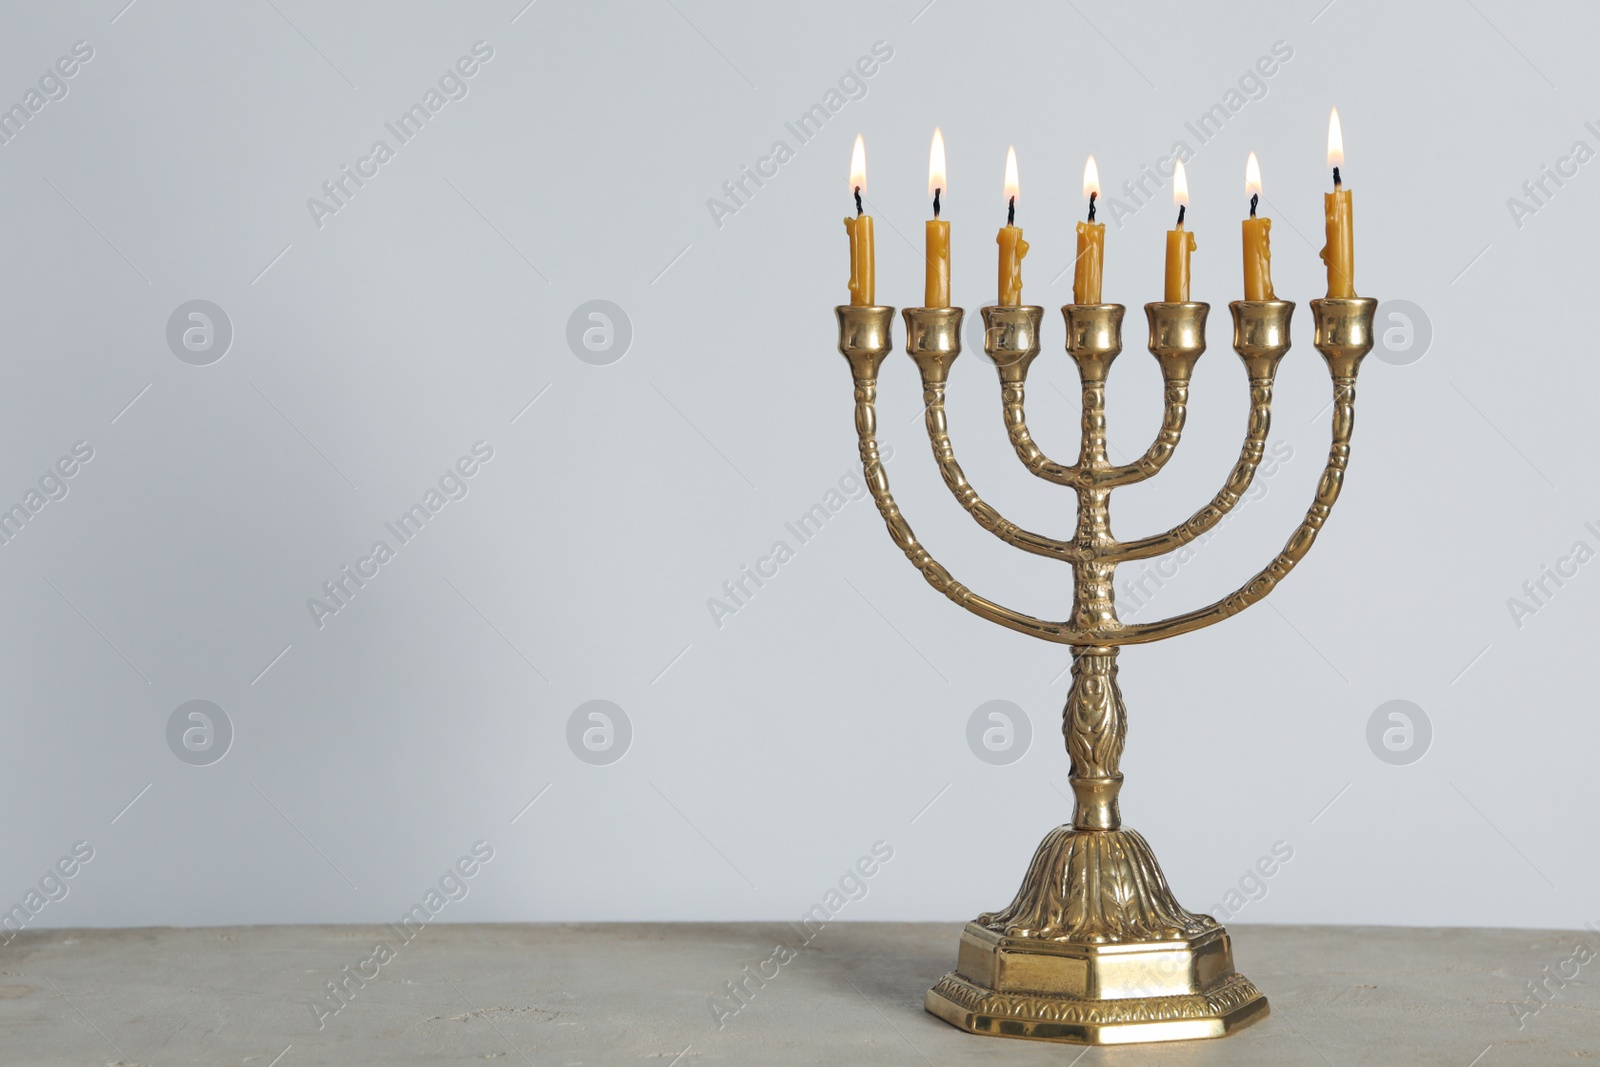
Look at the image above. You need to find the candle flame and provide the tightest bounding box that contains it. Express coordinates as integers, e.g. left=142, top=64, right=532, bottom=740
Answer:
left=849, top=134, right=866, bottom=195
left=1003, top=145, right=1019, bottom=202
left=1083, top=155, right=1100, bottom=199
left=928, top=127, right=946, bottom=199
left=1245, top=151, right=1262, bottom=198
left=1173, top=158, right=1189, bottom=207
left=1327, top=107, right=1344, bottom=169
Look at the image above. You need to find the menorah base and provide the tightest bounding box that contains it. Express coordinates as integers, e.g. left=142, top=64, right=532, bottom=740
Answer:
left=924, top=825, right=1269, bottom=1046
left=925, top=954, right=1267, bottom=1046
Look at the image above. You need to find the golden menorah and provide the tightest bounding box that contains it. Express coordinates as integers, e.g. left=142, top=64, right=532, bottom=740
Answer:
left=835, top=293, right=1376, bottom=1045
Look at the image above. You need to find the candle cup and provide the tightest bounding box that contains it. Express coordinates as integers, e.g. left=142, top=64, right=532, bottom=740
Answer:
left=1062, top=303, right=1124, bottom=383
left=1310, top=297, right=1378, bottom=379
left=1228, top=300, right=1295, bottom=380
left=1144, top=302, right=1209, bottom=382
left=835, top=305, right=896, bottom=380
left=904, top=307, right=964, bottom=384
left=979, top=305, right=1043, bottom=380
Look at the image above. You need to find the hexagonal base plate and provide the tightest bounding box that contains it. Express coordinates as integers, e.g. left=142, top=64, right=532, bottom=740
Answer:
left=924, top=921, right=1269, bottom=1046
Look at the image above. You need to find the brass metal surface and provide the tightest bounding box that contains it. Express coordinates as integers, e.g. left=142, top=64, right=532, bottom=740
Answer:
left=835, top=294, right=1375, bottom=1046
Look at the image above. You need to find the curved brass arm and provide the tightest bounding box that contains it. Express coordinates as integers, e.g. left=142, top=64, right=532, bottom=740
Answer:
left=980, top=306, right=1085, bottom=487
left=1102, top=302, right=1209, bottom=489
left=1001, top=378, right=1084, bottom=486
left=851, top=372, right=1087, bottom=644
left=1108, top=375, right=1275, bottom=561
left=921, top=379, right=1086, bottom=563
left=1110, top=373, right=1357, bottom=645
left=1102, top=374, right=1189, bottom=487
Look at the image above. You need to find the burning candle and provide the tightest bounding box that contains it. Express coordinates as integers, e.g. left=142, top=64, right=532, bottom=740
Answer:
left=926, top=128, right=950, bottom=308
left=1164, top=159, right=1196, bottom=302
left=1321, top=108, right=1356, bottom=298
left=1073, top=156, right=1104, bottom=305
left=845, top=134, right=874, bottom=306
left=997, top=146, right=1028, bottom=306
left=1241, top=152, right=1275, bottom=301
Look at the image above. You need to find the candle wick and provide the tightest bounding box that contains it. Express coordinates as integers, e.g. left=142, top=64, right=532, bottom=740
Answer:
left=1007, top=196, right=1014, bottom=226
left=1087, top=191, right=1097, bottom=223
left=1176, top=203, right=1185, bottom=227
left=854, top=186, right=863, bottom=217
left=1249, top=193, right=1258, bottom=219
left=933, top=188, right=941, bottom=218
left=1332, top=165, right=1342, bottom=187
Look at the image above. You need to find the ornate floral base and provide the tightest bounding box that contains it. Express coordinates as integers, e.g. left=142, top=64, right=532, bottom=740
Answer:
left=924, top=825, right=1269, bottom=1045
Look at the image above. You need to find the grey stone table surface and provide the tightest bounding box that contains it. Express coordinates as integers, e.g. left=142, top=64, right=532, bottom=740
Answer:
left=0, top=922, right=1592, bottom=1066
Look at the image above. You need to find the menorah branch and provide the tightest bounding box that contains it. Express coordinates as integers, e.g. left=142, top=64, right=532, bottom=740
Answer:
left=1109, top=301, right=1286, bottom=563
left=1110, top=377, right=1274, bottom=562
left=1099, top=302, right=1209, bottom=489
left=1109, top=379, right=1355, bottom=643
left=838, top=299, right=1373, bottom=652
left=906, top=308, right=1086, bottom=564
left=1107, top=298, right=1377, bottom=644
left=1003, top=381, right=1084, bottom=486
left=1102, top=376, right=1189, bottom=487
left=987, top=306, right=1089, bottom=488
left=838, top=305, right=1089, bottom=645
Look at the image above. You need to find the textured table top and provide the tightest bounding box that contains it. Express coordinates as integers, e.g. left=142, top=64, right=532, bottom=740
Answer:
left=0, top=922, right=1592, bottom=1065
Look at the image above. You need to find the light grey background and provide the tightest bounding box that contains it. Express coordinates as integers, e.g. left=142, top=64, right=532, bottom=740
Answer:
left=0, top=0, right=1592, bottom=938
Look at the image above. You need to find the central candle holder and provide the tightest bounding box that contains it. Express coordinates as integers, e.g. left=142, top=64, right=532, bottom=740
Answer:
left=836, top=293, right=1375, bottom=1045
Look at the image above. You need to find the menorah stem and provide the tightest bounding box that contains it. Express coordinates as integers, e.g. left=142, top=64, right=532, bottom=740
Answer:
left=1065, top=305, right=1126, bottom=636
left=1071, top=528, right=1119, bottom=635
left=1071, top=398, right=1121, bottom=630
left=971, top=642, right=1219, bottom=951
left=1076, top=379, right=1112, bottom=470
left=1064, top=646, right=1125, bottom=830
